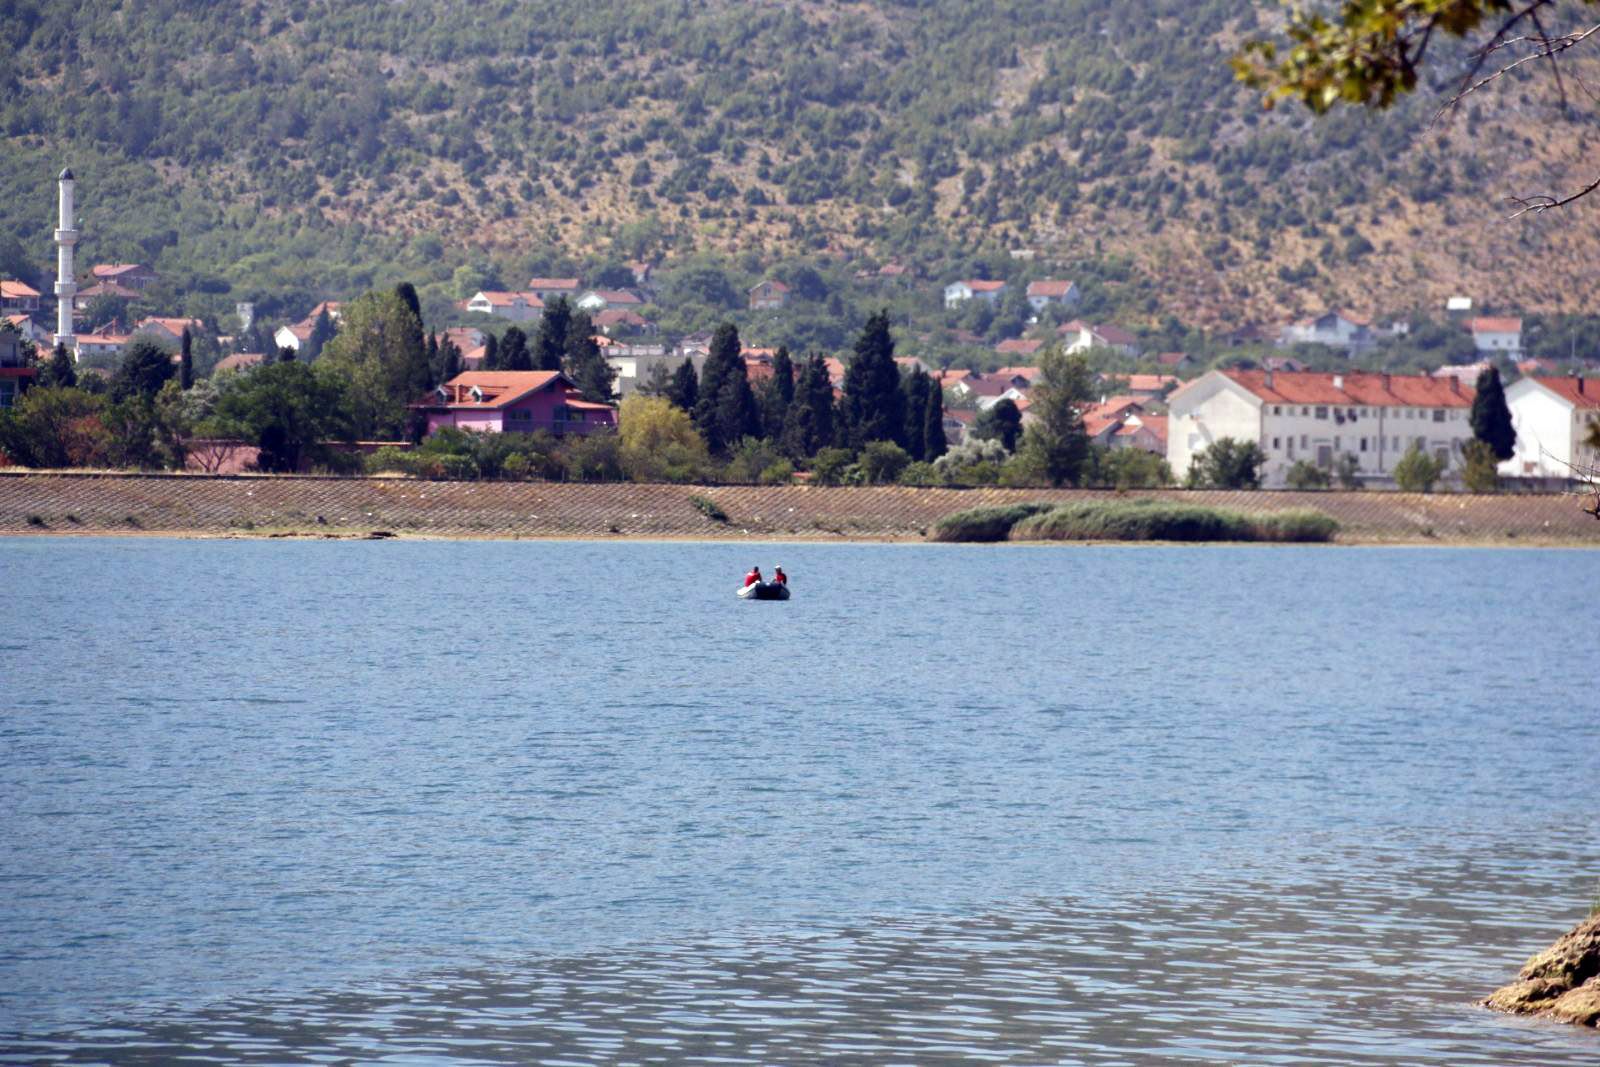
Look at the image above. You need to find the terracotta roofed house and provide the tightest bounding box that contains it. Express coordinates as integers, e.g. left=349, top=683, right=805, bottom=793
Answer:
left=73, top=280, right=141, bottom=311
left=134, top=317, right=205, bottom=345
left=1, top=280, right=42, bottom=313
left=995, top=337, right=1044, bottom=358
left=1024, top=279, right=1080, bottom=311
left=943, top=279, right=1007, bottom=309
left=417, top=371, right=616, bottom=436
left=89, top=263, right=159, bottom=291
left=748, top=280, right=789, bottom=310
left=1168, top=369, right=1477, bottom=488
left=1467, top=316, right=1523, bottom=356
left=527, top=278, right=581, bottom=302
left=466, top=291, right=544, bottom=322
left=575, top=289, right=644, bottom=312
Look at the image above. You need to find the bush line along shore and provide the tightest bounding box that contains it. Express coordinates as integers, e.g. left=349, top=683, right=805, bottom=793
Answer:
left=2, top=473, right=1597, bottom=545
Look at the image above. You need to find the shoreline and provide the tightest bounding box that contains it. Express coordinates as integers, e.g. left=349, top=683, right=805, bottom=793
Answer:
left=2, top=472, right=1597, bottom=547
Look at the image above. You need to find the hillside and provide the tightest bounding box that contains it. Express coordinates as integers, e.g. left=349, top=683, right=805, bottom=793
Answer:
left=1, top=0, right=1597, bottom=338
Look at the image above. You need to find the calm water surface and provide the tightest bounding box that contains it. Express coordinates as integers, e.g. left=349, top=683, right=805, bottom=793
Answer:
left=1, top=538, right=1596, bottom=1064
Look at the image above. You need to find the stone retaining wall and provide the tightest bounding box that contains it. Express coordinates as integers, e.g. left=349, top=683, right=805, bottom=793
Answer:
left=1, top=471, right=1597, bottom=543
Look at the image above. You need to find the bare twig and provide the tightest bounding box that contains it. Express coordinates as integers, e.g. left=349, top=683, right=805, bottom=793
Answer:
left=1435, top=20, right=1600, bottom=124
left=1506, top=171, right=1600, bottom=216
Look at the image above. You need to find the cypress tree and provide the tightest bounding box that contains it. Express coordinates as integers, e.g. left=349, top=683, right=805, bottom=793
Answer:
left=438, top=335, right=462, bottom=382
left=535, top=296, right=572, bottom=371
left=694, top=322, right=745, bottom=451
left=902, top=366, right=928, bottom=460
left=668, top=358, right=699, bottom=411
left=1470, top=365, right=1516, bottom=461
left=500, top=326, right=533, bottom=371
left=760, top=346, right=795, bottom=433
left=481, top=332, right=499, bottom=371
left=44, top=342, right=77, bottom=389
left=923, top=373, right=947, bottom=460
left=425, top=331, right=440, bottom=386
left=842, top=310, right=904, bottom=447
left=781, top=353, right=835, bottom=457
left=394, top=282, right=422, bottom=324
left=391, top=283, right=431, bottom=400
left=306, top=307, right=337, bottom=361
left=179, top=328, right=194, bottom=390
left=564, top=311, right=616, bottom=402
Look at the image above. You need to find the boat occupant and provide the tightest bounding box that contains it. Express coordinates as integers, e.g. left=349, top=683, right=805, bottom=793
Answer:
left=744, top=566, right=763, bottom=588
left=772, top=566, right=787, bottom=586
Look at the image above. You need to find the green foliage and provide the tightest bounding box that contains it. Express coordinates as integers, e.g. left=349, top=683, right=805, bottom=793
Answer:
left=1334, top=452, right=1362, bottom=490
left=1393, top=444, right=1446, bottom=492
left=210, top=361, right=351, bottom=472
left=1014, top=349, right=1094, bottom=486
left=858, top=440, right=911, bottom=484
left=112, top=339, right=176, bottom=401
left=1096, top=447, right=1173, bottom=489
left=841, top=310, right=903, bottom=448
left=499, top=326, right=533, bottom=371
left=668, top=358, right=699, bottom=412
left=0, top=386, right=110, bottom=467
left=1461, top=438, right=1501, bottom=493
left=972, top=398, right=1023, bottom=452
left=1285, top=459, right=1331, bottom=490
left=928, top=502, right=1057, bottom=542
left=564, top=311, right=616, bottom=402
left=536, top=298, right=572, bottom=372
left=1186, top=437, right=1266, bottom=489
left=316, top=289, right=429, bottom=439
left=688, top=494, right=729, bottom=522
left=808, top=446, right=857, bottom=486
left=1470, top=366, right=1516, bottom=461
left=1010, top=500, right=1337, bottom=542
left=723, top=436, right=787, bottom=484
left=693, top=323, right=757, bottom=454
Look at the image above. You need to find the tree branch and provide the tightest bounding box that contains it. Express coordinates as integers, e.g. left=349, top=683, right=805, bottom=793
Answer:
left=1506, top=171, right=1600, bottom=216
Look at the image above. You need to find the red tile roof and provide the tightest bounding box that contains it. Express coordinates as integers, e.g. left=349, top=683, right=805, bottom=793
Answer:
left=1224, top=369, right=1475, bottom=407
left=1526, top=376, right=1600, bottom=409
left=214, top=353, right=264, bottom=373
left=528, top=277, right=580, bottom=290
left=90, top=263, right=149, bottom=280
left=1026, top=280, right=1075, bottom=297
left=76, top=281, right=140, bottom=300
left=958, top=279, right=1007, bottom=292
left=1117, top=414, right=1167, bottom=443
left=1, top=280, right=41, bottom=299
left=1468, top=316, right=1522, bottom=334
left=750, top=280, right=790, bottom=292
left=1094, top=324, right=1139, bottom=346
left=1109, top=373, right=1178, bottom=393
left=428, top=371, right=567, bottom=409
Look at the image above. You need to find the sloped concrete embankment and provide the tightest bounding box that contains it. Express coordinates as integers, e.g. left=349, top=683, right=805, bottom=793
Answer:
left=0, top=471, right=1597, bottom=543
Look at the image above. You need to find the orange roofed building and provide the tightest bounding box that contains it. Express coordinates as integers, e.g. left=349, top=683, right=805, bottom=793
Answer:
left=1167, top=369, right=1477, bottom=489
left=415, top=371, right=616, bottom=437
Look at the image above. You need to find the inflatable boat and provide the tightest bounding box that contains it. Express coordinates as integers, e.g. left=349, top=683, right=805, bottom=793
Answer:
left=738, top=581, right=791, bottom=601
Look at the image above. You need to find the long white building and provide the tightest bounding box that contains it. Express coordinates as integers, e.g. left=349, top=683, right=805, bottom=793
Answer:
left=1500, top=376, right=1600, bottom=482
left=1167, top=369, right=1477, bottom=487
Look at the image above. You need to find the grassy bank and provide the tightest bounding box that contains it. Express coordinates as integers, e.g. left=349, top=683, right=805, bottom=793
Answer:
left=931, top=499, right=1340, bottom=544
left=0, top=472, right=1596, bottom=545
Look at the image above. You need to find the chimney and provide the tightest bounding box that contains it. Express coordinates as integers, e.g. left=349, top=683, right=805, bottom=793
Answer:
left=1332, top=374, right=1344, bottom=391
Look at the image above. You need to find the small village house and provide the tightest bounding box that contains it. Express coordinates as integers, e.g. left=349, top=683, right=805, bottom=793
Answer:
left=417, top=371, right=617, bottom=436
left=748, top=280, right=789, bottom=310
left=1, top=280, right=41, bottom=313
left=994, top=337, right=1043, bottom=359
left=1468, top=316, right=1523, bottom=356
left=1500, top=376, right=1600, bottom=481
left=1277, top=309, right=1375, bottom=353
left=0, top=327, right=36, bottom=408
left=89, top=263, right=159, bottom=291
left=1167, top=369, right=1477, bottom=488
left=1060, top=320, right=1140, bottom=357
left=72, top=331, right=130, bottom=367
left=606, top=345, right=682, bottom=397
left=4, top=313, right=44, bottom=344
left=1025, top=279, right=1080, bottom=312
left=133, top=316, right=205, bottom=347
left=212, top=353, right=265, bottom=374
left=73, top=280, right=140, bottom=311
left=274, top=302, right=343, bottom=354
left=575, top=289, right=644, bottom=313
left=526, top=278, right=581, bottom=303
left=943, top=279, right=1007, bottom=309
left=466, top=291, right=544, bottom=322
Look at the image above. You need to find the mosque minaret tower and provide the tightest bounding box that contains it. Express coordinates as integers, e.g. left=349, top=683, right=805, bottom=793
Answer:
left=54, top=167, right=78, bottom=350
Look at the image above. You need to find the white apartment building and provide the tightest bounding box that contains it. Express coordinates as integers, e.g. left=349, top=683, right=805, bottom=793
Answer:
left=1500, top=376, right=1600, bottom=481
left=466, top=291, right=544, bottom=322
left=1167, top=370, right=1477, bottom=488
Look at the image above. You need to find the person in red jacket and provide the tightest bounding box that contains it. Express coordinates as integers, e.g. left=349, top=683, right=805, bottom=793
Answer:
left=772, top=566, right=787, bottom=586
left=744, top=566, right=763, bottom=588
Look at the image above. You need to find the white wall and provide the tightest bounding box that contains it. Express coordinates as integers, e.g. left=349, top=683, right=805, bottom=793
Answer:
left=1503, top=381, right=1574, bottom=478
left=1166, top=375, right=1261, bottom=478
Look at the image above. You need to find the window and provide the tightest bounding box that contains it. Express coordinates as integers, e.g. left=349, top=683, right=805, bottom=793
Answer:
left=1302, top=407, right=1310, bottom=416
left=1315, top=406, right=1328, bottom=420
left=1272, top=437, right=1281, bottom=449
left=1273, top=405, right=1282, bottom=415
left=1360, top=437, right=1368, bottom=453
left=1432, top=409, right=1445, bottom=423
left=1300, top=435, right=1308, bottom=449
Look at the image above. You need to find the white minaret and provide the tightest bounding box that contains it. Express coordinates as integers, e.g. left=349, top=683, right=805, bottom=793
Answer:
left=54, top=167, right=78, bottom=351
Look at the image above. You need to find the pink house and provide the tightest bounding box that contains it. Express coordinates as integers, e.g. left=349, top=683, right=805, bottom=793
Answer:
left=417, top=371, right=617, bottom=436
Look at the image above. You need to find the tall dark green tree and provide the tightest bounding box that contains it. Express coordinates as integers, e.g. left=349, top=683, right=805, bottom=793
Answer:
left=564, top=311, right=616, bottom=402
left=922, top=373, right=947, bottom=460
left=437, top=335, right=462, bottom=383
left=500, top=326, right=533, bottom=371
left=1470, top=366, right=1517, bottom=461
left=693, top=323, right=757, bottom=453
left=842, top=310, right=903, bottom=447
left=212, top=362, right=351, bottom=473
left=759, top=346, right=795, bottom=432
left=668, top=358, right=699, bottom=412
left=305, top=307, right=337, bottom=361
left=425, top=332, right=440, bottom=386
left=1016, top=348, right=1094, bottom=486
left=480, top=332, right=499, bottom=371
left=40, top=342, right=77, bottom=389
left=179, top=328, right=194, bottom=390
left=973, top=397, right=1023, bottom=451
left=902, top=366, right=929, bottom=460
left=536, top=296, right=572, bottom=371
left=781, top=353, right=835, bottom=459
left=112, top=339, right=176, bottom=401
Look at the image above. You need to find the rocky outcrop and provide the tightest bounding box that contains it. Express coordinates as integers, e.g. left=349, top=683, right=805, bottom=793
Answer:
left=1484, top=913, right=1600, bottom=1028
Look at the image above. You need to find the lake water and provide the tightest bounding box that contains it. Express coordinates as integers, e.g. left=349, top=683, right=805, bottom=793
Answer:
left=1, top=537, right=1597, bottom=1064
